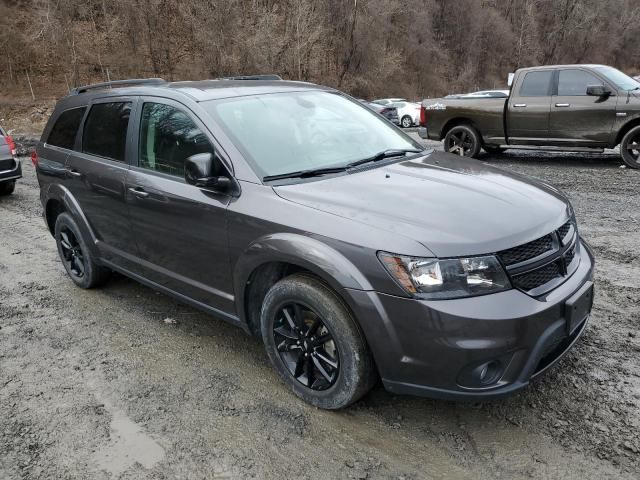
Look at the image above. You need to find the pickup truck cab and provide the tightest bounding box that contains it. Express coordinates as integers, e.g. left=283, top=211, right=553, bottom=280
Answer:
left=420, top=64, right=640, bottom=168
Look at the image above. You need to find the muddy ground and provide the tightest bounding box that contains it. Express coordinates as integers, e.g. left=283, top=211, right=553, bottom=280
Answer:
left=1, top=139, right=639, bottom=479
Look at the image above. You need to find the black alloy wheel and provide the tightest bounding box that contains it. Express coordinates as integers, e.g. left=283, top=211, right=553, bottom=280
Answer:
left=621, top=125, right=640, bottom=169
left=444, top=125, right=481, bottom=158
left=272, top=302, right=339, bottom=391
left=59, top=226, right=86, bottom=278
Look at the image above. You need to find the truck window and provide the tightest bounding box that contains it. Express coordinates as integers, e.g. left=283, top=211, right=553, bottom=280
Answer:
left=519, top=71, right=553, bottom=97
left=83, top=102, right=132, bottom=162
left=47, top=107, right=86, bottom=150
left=557, top=70, right=604, bottom=96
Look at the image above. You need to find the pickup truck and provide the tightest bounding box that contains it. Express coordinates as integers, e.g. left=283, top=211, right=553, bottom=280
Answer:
left=419, top=64, right=640, bottom=169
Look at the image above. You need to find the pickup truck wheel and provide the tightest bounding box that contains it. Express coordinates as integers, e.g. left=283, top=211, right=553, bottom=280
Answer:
left=620, top=126, right=640, bottom=169
left=401, top=115, right=413, bottom=128
left=260, top=274, right=376, bottom=409
left=0, top=180, right=16, bottom=196
left=484, top=145, right=506, bottom=154
left=444, top=125, right=481, bottom=158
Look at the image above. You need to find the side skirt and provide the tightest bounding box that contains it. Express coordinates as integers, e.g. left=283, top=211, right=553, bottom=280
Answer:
left=101, top=258, right=249, bottom=334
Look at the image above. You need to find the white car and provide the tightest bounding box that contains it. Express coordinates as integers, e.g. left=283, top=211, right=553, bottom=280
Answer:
left=372, top=98, right=406, bottom=106
left=388, top=101, right=421, bottom=128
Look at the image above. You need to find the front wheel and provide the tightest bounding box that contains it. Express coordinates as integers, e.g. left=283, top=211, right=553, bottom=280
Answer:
left=260, top=274, right=376, bottom=409
left=401, top=115, right=413, bottom=128
left=444, top=125, right=482, bottom=158
left=620, top=125, right=640, bottom=169
left=0, top=180, right=15, bottom=196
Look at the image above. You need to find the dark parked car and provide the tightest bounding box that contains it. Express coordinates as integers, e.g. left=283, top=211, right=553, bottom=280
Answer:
left=0, top=126, right=21, bottom=195
left=421, top=64, right=640, bottom=168
left=36, top=77, right=594, bottom=409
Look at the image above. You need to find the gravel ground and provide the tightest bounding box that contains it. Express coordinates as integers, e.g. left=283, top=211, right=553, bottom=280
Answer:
left=1, top=139, right=639, bottom=479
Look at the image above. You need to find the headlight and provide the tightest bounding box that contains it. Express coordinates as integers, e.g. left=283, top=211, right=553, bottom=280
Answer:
left=378, top=252, right=511, bottom=299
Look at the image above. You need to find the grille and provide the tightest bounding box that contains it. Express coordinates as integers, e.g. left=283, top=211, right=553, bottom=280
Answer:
left=564, top=245, right=576, bottom=266
left=512, top=261, right=562, bottom=291
left=498, top=234, right=554, bottom=266
left=0, top=158, right=15, bottom=171
left=557, top=220, right=572, bottom=243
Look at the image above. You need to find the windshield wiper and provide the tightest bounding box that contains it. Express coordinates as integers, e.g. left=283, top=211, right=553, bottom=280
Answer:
left=263, top=166, right=349, bottom=182
left=346, top=148, right=423, bottom=168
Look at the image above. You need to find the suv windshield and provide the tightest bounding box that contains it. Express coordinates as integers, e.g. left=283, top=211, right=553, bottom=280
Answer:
left=594, top=66, right=640, bottom=91
left=204, top=91, right=421, bottom=179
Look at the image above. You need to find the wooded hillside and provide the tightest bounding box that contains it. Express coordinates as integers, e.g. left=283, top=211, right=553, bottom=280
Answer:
left=1, top=0, right=639, bottom=100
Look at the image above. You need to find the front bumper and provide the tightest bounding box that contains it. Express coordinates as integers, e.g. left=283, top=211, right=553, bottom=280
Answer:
left=346, top=238, right=595, bottom=401
left=0, top=157, right=22, bottom=182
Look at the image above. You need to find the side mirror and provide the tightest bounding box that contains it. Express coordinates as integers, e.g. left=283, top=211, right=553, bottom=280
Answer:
left=586, top=85, right=611, bottom=97
left=185, top=152, right=234, bottom=193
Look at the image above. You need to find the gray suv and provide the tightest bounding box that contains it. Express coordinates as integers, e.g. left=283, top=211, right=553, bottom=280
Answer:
left=35, top=78, right=595, bottom=409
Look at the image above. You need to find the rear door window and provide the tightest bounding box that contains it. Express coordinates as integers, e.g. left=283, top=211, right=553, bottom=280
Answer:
left=139, top=102, right=214, bottom=178
left=519, top=71, right=553, bottom=97
left=557, top=70, right=604, bottom=96
left=83, top=102, right=132, bottom=162
left=47, top=107, right=86, bottom=150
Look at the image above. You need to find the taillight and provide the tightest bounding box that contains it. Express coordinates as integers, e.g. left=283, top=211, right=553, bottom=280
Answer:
left=419, top=106, right=428, bottom=126
left=4, top=135, right=16, bottom=156
left=31, top=150, right=39, bottom=167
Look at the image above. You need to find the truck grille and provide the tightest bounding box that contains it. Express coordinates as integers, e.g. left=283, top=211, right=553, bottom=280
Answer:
left=0, top=158, right=16, bottom=171
left=498, top=220, right=577, bottom=294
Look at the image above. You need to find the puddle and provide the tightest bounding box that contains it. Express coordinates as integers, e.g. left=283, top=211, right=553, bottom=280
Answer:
left=92, top=398, right=165, bottom=476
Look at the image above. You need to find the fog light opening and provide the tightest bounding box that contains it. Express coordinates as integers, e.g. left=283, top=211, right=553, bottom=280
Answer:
left=458, top=358, right=505, bottom=389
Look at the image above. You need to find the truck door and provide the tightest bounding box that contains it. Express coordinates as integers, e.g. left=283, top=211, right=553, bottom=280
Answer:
left=548, top=68, right=617, bottom=146
left=507, top=70, right=553, bottom=144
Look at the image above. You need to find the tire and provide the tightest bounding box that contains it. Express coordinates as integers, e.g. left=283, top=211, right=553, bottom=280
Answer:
left=401, top=115, right=413, bottom=128
left=0, top=180, right=15, bottom=196
left=444, top=125, right=482, bottom=158
left=54, top=212, right=110, bottom=289
left=483, top=145, right=506, bottom=154
left=620, top=125, right=640, bottom=169
left=260, top=274, right=376, bottom=409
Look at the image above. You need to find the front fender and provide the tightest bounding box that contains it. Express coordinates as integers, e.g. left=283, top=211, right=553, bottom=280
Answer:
left=233, top=233, right=374, bottom=323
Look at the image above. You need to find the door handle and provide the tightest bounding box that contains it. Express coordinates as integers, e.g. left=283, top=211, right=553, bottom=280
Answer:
left=513, top=103, right=527, bottom=108
left=128, top=187, right=149, bottom=199
left=555, top=103, right=571, bottom=107
left=65, top=168, right=82, bottom=177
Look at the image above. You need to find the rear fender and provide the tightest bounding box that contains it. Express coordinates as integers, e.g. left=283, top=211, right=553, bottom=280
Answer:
left=44, top=183, right=100, bottom=258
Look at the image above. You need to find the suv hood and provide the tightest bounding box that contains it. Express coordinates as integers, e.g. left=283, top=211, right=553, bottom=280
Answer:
left=273, top=151, right=571, bottom=258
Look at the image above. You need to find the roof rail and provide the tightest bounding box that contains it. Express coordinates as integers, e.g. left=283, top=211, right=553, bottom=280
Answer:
left=70, top=78, right=166, bottom=95
left=220, top=74, right=282, bottom=81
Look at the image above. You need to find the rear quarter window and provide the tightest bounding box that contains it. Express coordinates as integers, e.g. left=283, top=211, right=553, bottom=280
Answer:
left=519, top=71, right=553, bottom=97
left=46, top=107, right=86, bottom=150
left=83, top=102, right=132, bottom=162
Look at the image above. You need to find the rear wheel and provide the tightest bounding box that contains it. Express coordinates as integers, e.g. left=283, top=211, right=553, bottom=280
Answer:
left=483, top=145, right=506, bottom=154
left=260, top=274, right=376, bottom=409
left=444, top=125, right=482, bottom=158
left=620, top=125, right=640, bottom=169
left=401, top=115, right=413, bottom=128
left=54, top=213, right=110, bottom=289
left=0, top=180, right=15, bottom=196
